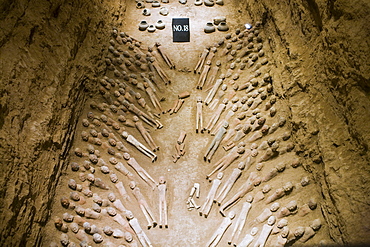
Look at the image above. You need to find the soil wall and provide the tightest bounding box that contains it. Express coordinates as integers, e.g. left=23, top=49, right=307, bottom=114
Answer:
left=242, top=0, right=370, bottom=244
left=0, top=0, right=126, bottom=245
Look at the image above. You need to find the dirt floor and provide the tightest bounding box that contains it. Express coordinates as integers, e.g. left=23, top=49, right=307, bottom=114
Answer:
left=43, top=1, right=334, bottom=246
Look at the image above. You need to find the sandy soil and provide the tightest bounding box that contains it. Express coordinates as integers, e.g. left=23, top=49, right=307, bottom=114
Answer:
left=43, top=1, right=331, bottom=246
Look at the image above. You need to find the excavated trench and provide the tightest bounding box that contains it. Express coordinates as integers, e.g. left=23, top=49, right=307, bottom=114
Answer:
left=0, top=0, right=369, bottom=246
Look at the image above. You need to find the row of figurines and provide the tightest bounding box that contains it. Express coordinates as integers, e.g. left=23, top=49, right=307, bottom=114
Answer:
left=52, top=170, right=320, bottom=247
left=106, top=22, right=265, bottom=87
left=136, top=0, right=224, bottom=8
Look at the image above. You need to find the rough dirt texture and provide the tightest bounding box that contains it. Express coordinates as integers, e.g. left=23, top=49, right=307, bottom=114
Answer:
left=0, top=0, right=369, bottom=246
left=0, top=0, right=126, bottom=245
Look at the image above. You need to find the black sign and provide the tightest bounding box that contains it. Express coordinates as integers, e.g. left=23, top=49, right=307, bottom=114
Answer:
left=172, top=18, right=190, bottom=42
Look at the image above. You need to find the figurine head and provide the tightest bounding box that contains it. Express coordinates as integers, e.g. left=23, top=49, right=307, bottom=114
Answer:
left=121, top=131, right=128, bottom=138
left=129, top=181, right=136, bottom=189
left=251, top=227, right=258, bottom=236
left=123, top=152, right=130, bottom=160
left=159, top=176, right=166, bottom=184
left=270, top=202, right=280, bottom=212
left=245, top=194, right=254, bottom=203
left=216, top=172, right=224, bottom=180
left=237, top=162, right=246, bottom=170
left=267, top=215, right=276, bottom=226
left=228, top=211, right=236, bottom=219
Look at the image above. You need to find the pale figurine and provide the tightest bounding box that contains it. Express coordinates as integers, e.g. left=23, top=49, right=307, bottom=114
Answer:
left=115, top=181, right=131, bottom=201
left=208, top=83, right=227, bottom=110
left=129, top=181, right=157, bottom=228
left=215, top=161, right=245, bottom=205
left=200, top=172, right=223, bottom=218
left=155, top=42, right=175, bottom=69
left=211, top=104, right=238, bottom=135
left=126, top=210, right=153, bottom=247
left=229, top=195, right=254, bottom=245
left=194, top=46, right=210, bottom=74
left=206, top=142, right=245, bottom=180
left=220, top=172, right=258, bottom=216
left=253, top=216, right=276, bottom=247
left=204, top=121, right=228, bottom=162
left=206, top=211, right=236, bottom=247
left=196, top=60, right=211, bottom=89
left=112, top=213, right=135, bottom=235
left=123, top=152, right=157, bottom=189
left=115, top=162, right=135, bottom=180
left=205, top=98, right=228, bottom=132
left=122, top=99, right=162, bottom=129
left=238, top=227, right=258, bottom=247
left=144, top=82, right=163, bottom=113
left=195, top=97, right=204, bottom=133
left=121, top=131, right=157, bottom=162
left=204, top=60, right=221, bottom=88
left=158, top=176, right=168, bottom=228
left=204, top=78, right=223, bottom=105
left=133, top=116, right=159, bottom=152
left=148, top=56, right=171, bottom=85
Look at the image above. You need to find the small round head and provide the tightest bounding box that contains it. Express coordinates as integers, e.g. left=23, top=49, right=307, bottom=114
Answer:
left=221, top=84, right=227, bottom=91
left=107, top=193, right=116, bottom=202
left=251, top=227, right=258, bottom=236
left=126, top=210, right=134, bottom=220
left=129, top=181, right=136, bottom=189
left=197, top=96, right=202, bottom=102
left=281, top=226, right=290, bottom=238
left=270, top=202, right=280, bottom=212
left=232, top=104, right=238, bottom=112
left=267, top=215, right=276, bottom=226
left=125, top=231, right=133, bottom=242
left=228, top=211, right=236, bottom=219
left=216, top=172, right=224, bottom=180
left=123, top=152, right=130, bottom=160
left=159, top=176, right=166, bottom=184
left=121, top=131, right=128, bottom=138
left=237, top=162, right=246, bottom=170
left=245, top=194, right=253, bottom=203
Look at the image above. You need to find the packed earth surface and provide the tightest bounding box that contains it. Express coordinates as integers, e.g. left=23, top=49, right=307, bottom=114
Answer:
left=0, top=0, right=369, bottom=246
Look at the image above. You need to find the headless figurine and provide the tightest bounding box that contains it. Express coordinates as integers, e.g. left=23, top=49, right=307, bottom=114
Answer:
left=200, top=172, right=223, bottom=218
